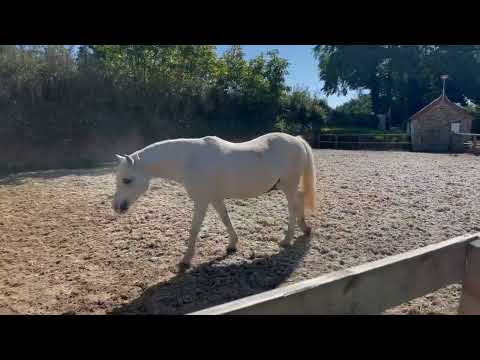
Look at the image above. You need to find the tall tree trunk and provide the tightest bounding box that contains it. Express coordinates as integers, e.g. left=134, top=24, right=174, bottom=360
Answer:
left=370, top=76, right=381, bottom=116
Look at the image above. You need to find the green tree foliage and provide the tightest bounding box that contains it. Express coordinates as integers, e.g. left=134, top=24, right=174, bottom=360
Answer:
left=0, top=45, right=328, bottom=159
left=335, top=94, right=372, bottom=115
left=314, top=45, right=480, bottom=126
left=327, top=94, right=377, bottom=129
left=277, top=86, right=330, bottom=134
left=465, top=103, right=480, bottom=133
left=0, top=45, right=82, bottom=143
left=210, top=47, right=291, bottom=136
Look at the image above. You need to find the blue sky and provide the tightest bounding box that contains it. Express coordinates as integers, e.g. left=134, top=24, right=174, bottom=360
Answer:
left=216, top=45, right=356, bottom=108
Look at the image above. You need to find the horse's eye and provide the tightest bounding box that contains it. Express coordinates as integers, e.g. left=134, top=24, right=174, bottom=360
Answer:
left=123, top=178, right=132, bottom=185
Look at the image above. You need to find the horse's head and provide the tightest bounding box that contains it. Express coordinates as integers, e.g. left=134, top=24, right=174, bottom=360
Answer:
left=112, top=154, right=150, bottom=214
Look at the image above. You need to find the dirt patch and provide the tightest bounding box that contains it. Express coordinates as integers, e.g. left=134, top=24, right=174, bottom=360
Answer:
left=1, top=150, right=479, bottom=314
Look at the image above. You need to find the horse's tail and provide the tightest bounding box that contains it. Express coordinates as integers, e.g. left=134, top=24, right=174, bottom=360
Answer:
left=297, top=135, right=316, bottom=214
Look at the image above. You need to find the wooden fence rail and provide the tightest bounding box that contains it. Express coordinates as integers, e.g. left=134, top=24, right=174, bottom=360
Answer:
left=307, top=133, right=411, bottom=151
left=190, top=233, right=480, bottom=315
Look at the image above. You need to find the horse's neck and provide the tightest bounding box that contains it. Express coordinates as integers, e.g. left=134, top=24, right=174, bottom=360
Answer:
left=136, top=140, right=190, bottom=183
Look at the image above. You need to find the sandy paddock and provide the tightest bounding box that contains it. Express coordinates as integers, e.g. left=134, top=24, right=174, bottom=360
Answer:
left=1, top=149, right=479, bottom=315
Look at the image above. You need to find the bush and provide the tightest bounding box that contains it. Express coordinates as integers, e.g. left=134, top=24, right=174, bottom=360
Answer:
left=276, top=86, right=330, bottom=135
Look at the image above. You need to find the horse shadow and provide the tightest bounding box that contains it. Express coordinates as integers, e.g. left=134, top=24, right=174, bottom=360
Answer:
left=110, top=234, right=312, bottom=315
left=0, top=166, right=114, bottom=186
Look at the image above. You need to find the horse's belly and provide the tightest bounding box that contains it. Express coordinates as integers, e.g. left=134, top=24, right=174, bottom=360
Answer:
left=222, top=172, right=279, bottom=199
left=213, top=144, right=292, bottom=199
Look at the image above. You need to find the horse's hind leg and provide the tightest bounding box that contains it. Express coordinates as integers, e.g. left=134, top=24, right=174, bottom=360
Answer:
left=212, top=199, right=238, bottom=253
left=278, top=183, right=299, bottom=248
left=295, top=190, right=311, bottom=235
left=179, top=200, right=208, bottom=270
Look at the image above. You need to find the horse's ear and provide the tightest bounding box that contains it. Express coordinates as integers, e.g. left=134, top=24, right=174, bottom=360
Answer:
left=125, top=154, right=134, bottom=167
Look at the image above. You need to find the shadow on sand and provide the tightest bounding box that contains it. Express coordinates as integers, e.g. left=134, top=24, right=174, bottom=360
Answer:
left=110, top=234, right=312, bottom=315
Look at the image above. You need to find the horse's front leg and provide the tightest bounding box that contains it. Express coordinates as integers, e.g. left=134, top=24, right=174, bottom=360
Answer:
left=179, top=200, right=208, bottom=270
left=212, top=199, right=238, bottom=253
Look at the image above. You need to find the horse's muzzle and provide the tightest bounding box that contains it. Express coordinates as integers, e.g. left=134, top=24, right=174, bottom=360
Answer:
left=113, top=200, right=129, bottom=214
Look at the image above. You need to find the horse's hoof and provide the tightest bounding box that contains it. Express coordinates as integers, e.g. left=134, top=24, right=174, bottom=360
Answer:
left=226, top=246, right=237, bottom=254
left=177, top=262, right=191, bottom=272
left=279, top=240, right=291, bottom=248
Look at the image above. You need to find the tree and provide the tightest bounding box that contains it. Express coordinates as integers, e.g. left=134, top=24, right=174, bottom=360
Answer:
left=1, top=44, right=296, bottom=150
left=328, top=94, right=377, bottom=129
left=313, top=45, right=480, bottom=126
left=210, top=46, right=290, bottom=136
left=278, top=86, right=330, bottom=133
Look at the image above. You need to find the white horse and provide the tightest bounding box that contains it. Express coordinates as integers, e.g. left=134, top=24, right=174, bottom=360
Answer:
left=112, top=132, right=316, bottom=270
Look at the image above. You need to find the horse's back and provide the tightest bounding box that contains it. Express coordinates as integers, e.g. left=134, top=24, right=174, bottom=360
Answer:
left=226, top=132, right=299, bottom=147
left=188, top=133, right=306, bottom=199
left=197, top=132, right=306, bottom=168
left=202, top=132, right=300, bottom=152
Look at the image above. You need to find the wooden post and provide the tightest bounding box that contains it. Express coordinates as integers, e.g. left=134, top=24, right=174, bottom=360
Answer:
left=458, top=239, right=480, bottom=314
left=473, top=136, right=478, bottom=155
left=335, top=135, right=338, bottom=149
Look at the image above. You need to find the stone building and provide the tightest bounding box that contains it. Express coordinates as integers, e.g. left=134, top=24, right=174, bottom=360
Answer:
left=407, top=95, right=474, bottom=152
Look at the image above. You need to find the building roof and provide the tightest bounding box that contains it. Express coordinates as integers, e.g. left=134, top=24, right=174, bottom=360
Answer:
left=410, top=95, right=474, bottom=121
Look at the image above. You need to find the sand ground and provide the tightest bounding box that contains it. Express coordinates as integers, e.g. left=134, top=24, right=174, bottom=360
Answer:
left=1, top=149, right=478, bottom=314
